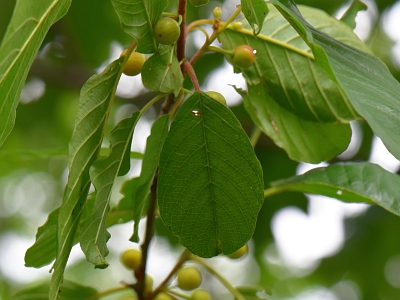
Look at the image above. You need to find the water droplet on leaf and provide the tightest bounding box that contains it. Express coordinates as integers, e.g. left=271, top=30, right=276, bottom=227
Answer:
left=192, top=110, right=201, bottom=116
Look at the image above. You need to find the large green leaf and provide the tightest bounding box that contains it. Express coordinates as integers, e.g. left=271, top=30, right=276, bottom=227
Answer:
left=12, top=281, right=97, bottom=300
left=141, top=45, right=183, bottom=96
left=219, top=4, right=370, bottom=123
left=110, top=0, right=167, bottom=53
left=241, top=0, right=269, bottom=35
left=80, top=112, right=139, bottom=268
left=158, top=92, right=264, bottom=257
left=271, top=162, right=400, bottom=216
left=50, top=57, right=124, bottom=300
left=237, top=84, right=351, bottom=163
left=118, top=115, right=170, bottom=242
left=271, top=0, right=400, bottom=160
left=0, top=0, right=71, bottom=147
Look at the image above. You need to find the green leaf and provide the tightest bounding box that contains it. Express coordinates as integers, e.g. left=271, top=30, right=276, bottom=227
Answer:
left=271, top=0, right=400, bottom=160
left=0, top=0, right=72, bottom=147
left=118, top=115, right=170, bottom=242
left=340, top=0, right=367, bottom=29
left=50, top=58, right=124, bottom=299
left=12, top=281, right=98, bottom=300
left=141, top=45, right=183, bottom=96
left=110, top=0, right=167, bottom=53
left=271, top=162, right=400, bottom=216
left=80, top=112, right=139, bottom=268
left=241, top=0, right=269, bottom=35
left=236, top=84, right=351, bottom=163
left=219, top=4, right=370, bottom=123
left=158, top=92, right=264, bottom=257
left=25, top=208, right=59, bottom=268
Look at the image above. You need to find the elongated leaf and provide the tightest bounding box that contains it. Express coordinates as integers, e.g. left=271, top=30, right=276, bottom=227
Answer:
left=271, top=0, right=400, bottom=160
left=219, top=4, right=370, bottom=123
left=158, top=92, right=264, bottom=257
left=271, top=162, right=400, bottom=216
left=80, top=112, right=139, bottom=268
left=241, top=0, right=269, bottom=34
left=118, top=115, right=169, bottom=242
left=25, top=208, right=59, bottom=268
left=50, top=57, right=124, bottom=299
left=111, top=0, right=167, bottom=53
left=0, top=0, right=71, bottom=147
left=340, top=0, right=367, bottom=29
left=12, top=281, right=97, bottom=300
left=237, top=84, right=351, bottom=163
left=141, top=45, right=183, bottom=96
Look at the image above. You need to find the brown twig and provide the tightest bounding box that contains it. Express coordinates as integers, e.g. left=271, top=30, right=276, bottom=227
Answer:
left=183, top=60, right=200, bottom=91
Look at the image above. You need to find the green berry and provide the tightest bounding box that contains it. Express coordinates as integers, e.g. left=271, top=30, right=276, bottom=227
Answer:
left=191, top=289, right=212, bottom=300
left=145, top=275, right=153, bottom=295
left=231, top=45, right=255, bottom=69
left=213, top=6, right=222, bottom=19
left=205, top=91, right=227, bottom=106
left=154, top=18, right=180, bottom=45
left=190, top=0, right=210, bottom=7
left=121, top=248, right=142, bottom=270
left=227, top=244, right=248, bottom=259
left=177, top=266, right=202, bottom=291
left=154, top=292, right=173, bottom=300
left=123, top=51, right=146, bottom=76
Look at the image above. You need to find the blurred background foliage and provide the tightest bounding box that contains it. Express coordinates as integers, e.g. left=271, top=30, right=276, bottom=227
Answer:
left=1, top=0, right=400, bottom=299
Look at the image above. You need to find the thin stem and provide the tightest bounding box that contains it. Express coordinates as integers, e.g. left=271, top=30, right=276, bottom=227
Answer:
left=207, top=45, right=234, bottom=56
left=185, top=19, right=214, bottom=36
left=160, top=93, right=175, bottom=116
left=264, top=186, right=286, bottom=198
left=169, top=91, right=185, bottom=119
left=177, top=0, right=187, bottom=67
left=135, top=176, right=159, bottom=299
left=190, top=255, right=246, bottom=300
left=140, top=93, right=166, bottom=118
left=183, top=60, right=200, bottom=91
left=167, top=289, right=191, bottom=299
left=250, top=127, right=262, bottom=148
left=88, top=286, right=130, bottom=300
left=149, top=249, right=190, bottom=298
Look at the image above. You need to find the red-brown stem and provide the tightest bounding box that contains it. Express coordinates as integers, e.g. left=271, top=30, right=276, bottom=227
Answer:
left=183, top=60, right=200, bottom=91
left=177, top=0, right=187, bottom=71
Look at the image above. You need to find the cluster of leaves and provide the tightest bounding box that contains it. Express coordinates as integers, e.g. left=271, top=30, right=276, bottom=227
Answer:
left=1, top=0, right=400, bottom=299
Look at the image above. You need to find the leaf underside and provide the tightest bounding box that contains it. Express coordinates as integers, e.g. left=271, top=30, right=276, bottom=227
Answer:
left=158, top=92, right=264, bottom=258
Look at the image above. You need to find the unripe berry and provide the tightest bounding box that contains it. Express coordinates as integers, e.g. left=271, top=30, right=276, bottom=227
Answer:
left=123, top=51, right=146, bottom=76
left=154, top=18, right=180, bottom=45
left=213, top=6, right=222, bottom=19
left=145, top=275, right=153, bottom=295
left=177, top=266, right=202, bottom=291
left=205, top=91, right=227, bottom=106
left=190, top=0, right=209, bottom=6
left=191, top=289, right=212, bottom=300
left=154, top=292, right=173, bottom=300
left=231, top=45, right=255, bottom=69
left=121, top=248, right=142, bottom=270
left=227, top=244, right=248, bottom=259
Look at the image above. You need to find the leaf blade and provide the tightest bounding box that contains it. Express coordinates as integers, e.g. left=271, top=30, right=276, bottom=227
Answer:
left=0, top=0, right=72, bottom=147
left=158, top=92, right=264, bottom=257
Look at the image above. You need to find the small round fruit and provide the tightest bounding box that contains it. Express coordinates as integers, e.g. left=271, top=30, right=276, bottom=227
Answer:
left=227, top=244, right=248, bottom=259
left=190, top=0, right=209, bottom=7
left=205, top=91, right=227, bottom=106
left=154, top=292, right=173, bottom=300
left=123, top=51, right=146, bottom=76
left=177, top=266, right=202, bottom=291
left=231, top=45, right=255, bottom=69
left=154, top=18, right=180, bottom=45
left=191, top=289, right=212, bottom=300
left=121, top=248, right=142, bottom=270
left=213, top=6, right=222, bottom=19
left=145, top=275, right=153, bottom=295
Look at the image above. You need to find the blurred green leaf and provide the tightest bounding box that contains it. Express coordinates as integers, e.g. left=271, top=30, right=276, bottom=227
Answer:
left=237, top=84, right=351, bottom=163
left=339, top=0, right=367, bottom=29
left=50, top=57, right=124, bottom=299
left=80, top=112, right=140, bottom=268
left=271, top=0, right=400, bottom=160
left=241, top=0, right=269, bottom=35
left=0, top=0, right=71, bottom=147
left=111, top=0, right=167, bottom=53
left=237, top=285, right=272, bottom=299
left=141, top=45, right=183, bottom=96
left=12, top=281, right=98, bottom=300
left=219, top=4, right=370, bottom=123
left=158, top=92, right=264, bottom=257
left=271, top=162, right=400, bottom=216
